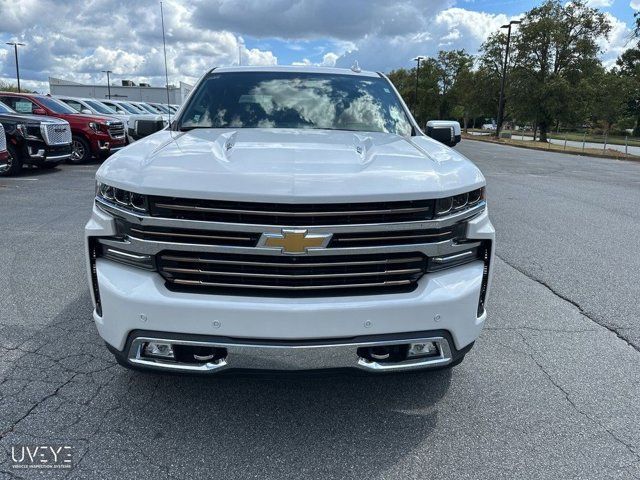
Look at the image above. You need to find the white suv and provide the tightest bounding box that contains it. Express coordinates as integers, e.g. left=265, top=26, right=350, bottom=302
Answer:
left=85, top=66, right=495, bottom=375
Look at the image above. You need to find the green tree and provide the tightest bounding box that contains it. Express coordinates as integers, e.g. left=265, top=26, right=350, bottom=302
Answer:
left=616, top=47, right=640, bottom=136
left=0, top=81, right=35, bottom=93
left=436, top=50, right=474, bottom=120
left=508, top=0, right=610, bottom=141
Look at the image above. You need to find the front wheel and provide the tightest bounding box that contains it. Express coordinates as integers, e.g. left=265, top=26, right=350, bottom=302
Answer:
left=68, top=135, right=92, bottom=164
left=0, top=144, right=23, bottom=176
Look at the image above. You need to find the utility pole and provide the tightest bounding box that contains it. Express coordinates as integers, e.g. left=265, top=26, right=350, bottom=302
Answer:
left=6, top=42, right=25, bottom=92
left=412, top=56, right=426, bottom=118
left=101, top=70, right=112, bottom=99
left=495, top=20, right=521, bottom=138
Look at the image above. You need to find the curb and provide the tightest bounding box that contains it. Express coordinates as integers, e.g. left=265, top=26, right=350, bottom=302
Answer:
left=462, top=135, right=640, bottom=162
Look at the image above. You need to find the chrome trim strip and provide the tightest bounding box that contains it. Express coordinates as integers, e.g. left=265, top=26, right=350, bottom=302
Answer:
left=332, top=231, right=451, bottom=242
left=98, top=236, right=481, bottom=257
left=162, top=266, right=422, bottom=279
left=127, top=335, right=452, bottom=373
left=129, top=228, right=253, bottom=242
left=159, top=255, right=424, bottom=267
left=431, top=250, right=475, bottom=263
left=95, top=197, right=486, bottom=233
left=44, top=153, right=71, bottom=161
left=105, top=248, right=151, bottom=261
left=172, top=278, right=412, bottom=290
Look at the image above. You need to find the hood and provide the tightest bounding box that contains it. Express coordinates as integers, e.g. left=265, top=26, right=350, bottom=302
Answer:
left=59, top=112, right=123, bottom=125
left=97, top=128, right=485, bottom=203
left=0, top=113, right=68, bottom=126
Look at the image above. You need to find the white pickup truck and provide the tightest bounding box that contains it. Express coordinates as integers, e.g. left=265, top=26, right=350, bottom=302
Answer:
left=85, top=65, right=494, bottom=374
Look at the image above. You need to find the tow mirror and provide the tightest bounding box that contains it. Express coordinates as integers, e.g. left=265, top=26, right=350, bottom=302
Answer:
left=425, top=120, right=462, bottom=147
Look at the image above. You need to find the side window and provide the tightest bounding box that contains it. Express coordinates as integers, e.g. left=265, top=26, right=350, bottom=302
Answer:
left=0, top=97, right=18, bottom=110
left=14, top=99, right=37, bottom=114
left=61, top=99, right=83, bottom=112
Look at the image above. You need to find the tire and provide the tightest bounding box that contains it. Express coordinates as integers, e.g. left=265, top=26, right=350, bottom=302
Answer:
left=0, top=144, right=23, bottom=177
left=68, top=135, right=92, bottom=164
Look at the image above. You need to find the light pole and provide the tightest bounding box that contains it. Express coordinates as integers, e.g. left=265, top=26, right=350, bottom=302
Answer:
left=101, top=70, right=113, bottom=99
left=495, top=20, right=521, bottom=138
left=6, top=42, right=25, bottom=92
left=412, top=56, right=426, bottom=117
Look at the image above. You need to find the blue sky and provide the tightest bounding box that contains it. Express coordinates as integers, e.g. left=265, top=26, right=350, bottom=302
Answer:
left=0, top=0, right=638, bottom=92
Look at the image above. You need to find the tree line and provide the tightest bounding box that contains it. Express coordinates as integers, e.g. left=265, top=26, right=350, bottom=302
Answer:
left=388, top=0, right=640, bottom=141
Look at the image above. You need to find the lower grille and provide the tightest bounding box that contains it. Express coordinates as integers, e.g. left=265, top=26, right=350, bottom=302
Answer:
left=157, top=251, right=426, bottom=296
left=108, top=123, right=126, bottom=139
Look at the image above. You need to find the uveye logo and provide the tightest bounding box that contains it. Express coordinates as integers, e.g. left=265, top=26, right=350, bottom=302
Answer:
left=10, top=445, right=73, bottom=469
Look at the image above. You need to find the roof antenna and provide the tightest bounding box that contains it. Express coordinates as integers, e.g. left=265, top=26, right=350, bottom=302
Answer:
left=351, top=60, right=361, bottom=73
left=160, top=1, right=171, bottom=126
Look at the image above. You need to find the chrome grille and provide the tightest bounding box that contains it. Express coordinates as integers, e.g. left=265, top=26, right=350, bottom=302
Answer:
left=108, top=122, right=125, bottom=139
left=157, top=251, right=426, bottom=296
left=42, top=123, right=71, bottom=145
left=149, top=198, right=435, bottom=225
left=0, top=124, right=6, bottom=152
left=122, top=223, right=260, bottom=247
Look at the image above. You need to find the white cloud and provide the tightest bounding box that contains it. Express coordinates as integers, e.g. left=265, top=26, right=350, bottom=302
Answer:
left=631, top=0, right=640, bottom=9
left=586, top=0, right=614, bottom=7
left=0, top=0, right=636, bottom=92
left=598, top=12, right=634, bottom=67
left=0, top=0, right=278, bottom=91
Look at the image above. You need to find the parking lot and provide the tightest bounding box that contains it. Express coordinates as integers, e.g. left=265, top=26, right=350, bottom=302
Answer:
left=0, top=140, right=639, bottom=479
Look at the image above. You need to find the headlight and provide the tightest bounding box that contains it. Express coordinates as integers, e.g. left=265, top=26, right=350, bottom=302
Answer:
left=435, top=187, right=485, bottom=216
left=88, top=122, right=102, bottom=133
left=96, top=182, right=149, bottom=213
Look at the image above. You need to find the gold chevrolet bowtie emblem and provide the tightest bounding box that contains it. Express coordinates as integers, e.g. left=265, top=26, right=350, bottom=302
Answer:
left=261, top=229, right=332, bottom=254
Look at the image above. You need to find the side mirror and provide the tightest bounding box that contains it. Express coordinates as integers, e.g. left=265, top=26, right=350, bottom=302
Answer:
left=425, top=120, right=461, bottom=147
left=33, top=107, right=46, bottom=116
left=116, top=109, right=126, bottom=115
left=132, top=119, right=165, bottom=139
left=81, top=108, right=92, bottom=115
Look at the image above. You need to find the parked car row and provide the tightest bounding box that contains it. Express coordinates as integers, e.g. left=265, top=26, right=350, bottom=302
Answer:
left=0, top=91, right=177, bottom=176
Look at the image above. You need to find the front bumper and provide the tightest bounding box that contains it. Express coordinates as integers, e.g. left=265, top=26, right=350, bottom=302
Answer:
left=86, top=202, right=495, bottom=374
left=26, top=143, right=72, bottom=164
left=109, top=330, right=473, bottom=374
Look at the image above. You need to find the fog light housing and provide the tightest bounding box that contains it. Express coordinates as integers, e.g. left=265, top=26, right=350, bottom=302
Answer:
left=143, top=342, right=174, bottom=359
left=408, top=342, right=439, bottom=358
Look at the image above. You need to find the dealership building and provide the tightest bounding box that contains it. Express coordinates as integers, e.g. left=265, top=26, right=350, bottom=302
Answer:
left=48, top=77, right=193, bottom=104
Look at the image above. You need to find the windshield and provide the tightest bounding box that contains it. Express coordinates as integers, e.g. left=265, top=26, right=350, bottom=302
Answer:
left=36, top=96, right=78, bottom=114
left=139, top=103, right=160, bottom=114
left=178, top=71, right=412, bottom=136
left=115, top=102, right=142, bottom=114
left=85, top=100, right=116, bottom=115
left=127, top=103, right=147, bottom=114
left=0, top=101, right=15, bottom=114
left=153, top=104, right=170, bottom=114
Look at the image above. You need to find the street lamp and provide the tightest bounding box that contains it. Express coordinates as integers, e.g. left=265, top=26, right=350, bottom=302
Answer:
left=495, top=20, right=521, bottom=138
left=5, top=42, right=25, bottom=92
left=412, top=55, right=427, bottom=117
left=101, top=70, right=113, bottom=99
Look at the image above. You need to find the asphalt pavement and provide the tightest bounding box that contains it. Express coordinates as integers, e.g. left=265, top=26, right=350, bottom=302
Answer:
left=0, top=142, right=639, bottom=479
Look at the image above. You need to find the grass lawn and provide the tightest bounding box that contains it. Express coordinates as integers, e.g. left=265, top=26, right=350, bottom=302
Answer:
left=468, top=129, right=640, bottom=147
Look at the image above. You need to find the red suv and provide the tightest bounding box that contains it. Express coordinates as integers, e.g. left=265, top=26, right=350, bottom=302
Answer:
left=0, top=93, right=126, bottom=164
